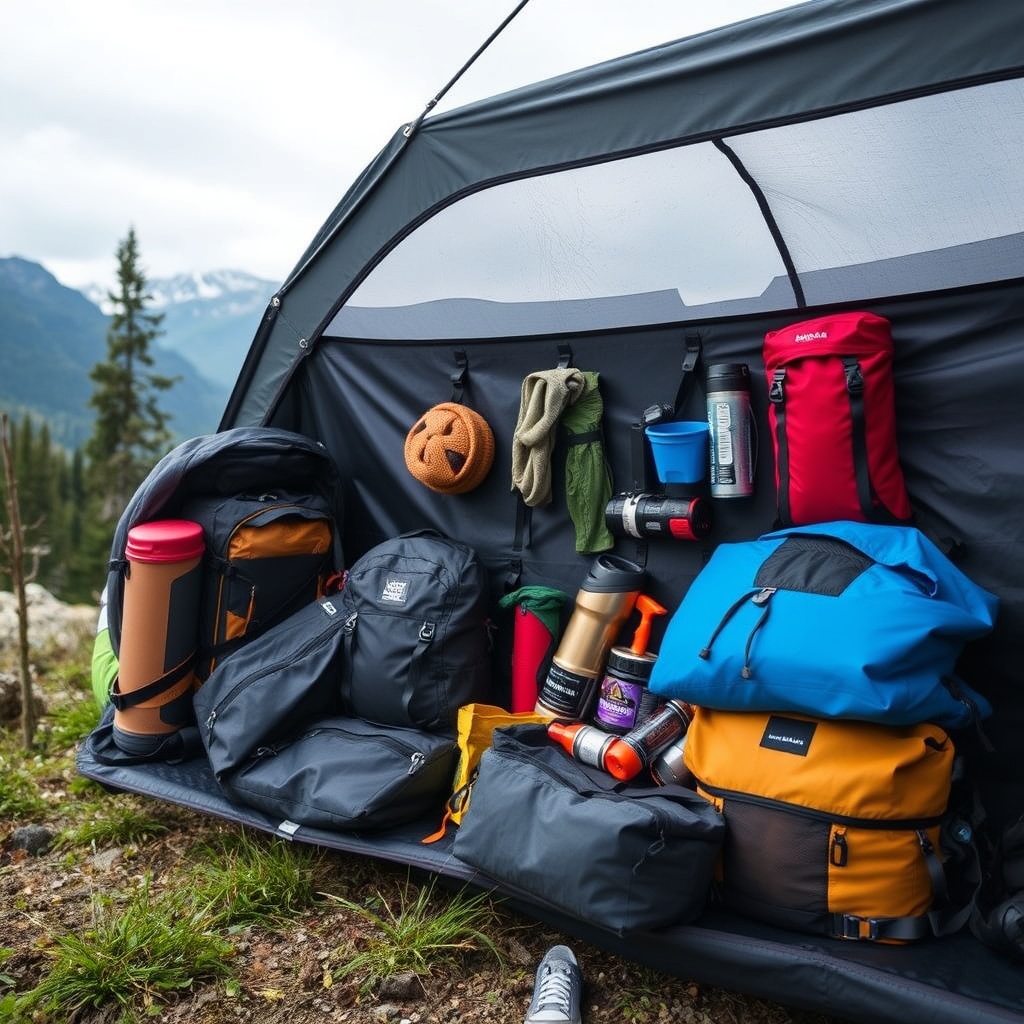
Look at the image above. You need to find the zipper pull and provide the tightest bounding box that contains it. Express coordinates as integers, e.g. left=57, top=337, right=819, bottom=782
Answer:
left=751, top=586, right=776, bottom=606
left=418, top=621, right=436, bottom=643
left=205, top=710, right=217, bottom=732
left=343, top=612, right=357, bottom=635
left=830, top=828, right=848, bottom=867
left=408, top=751, right=426, bottom=774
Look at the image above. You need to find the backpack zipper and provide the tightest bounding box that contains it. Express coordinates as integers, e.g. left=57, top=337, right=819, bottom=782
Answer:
left=696, top=780, right=945, bottom=831
left=203, top=619, right=341, bottom=738
left=247, top=723, right=434, bottom=774
left=699, top=586, right=776, bottom=678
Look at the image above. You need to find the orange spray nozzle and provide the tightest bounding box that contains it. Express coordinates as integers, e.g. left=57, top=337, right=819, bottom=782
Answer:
left=630, top=594, right=667, bottom=656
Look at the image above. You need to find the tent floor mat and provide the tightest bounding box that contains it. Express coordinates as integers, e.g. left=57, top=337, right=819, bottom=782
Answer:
left=76, top=736, right=1024, bottom=1024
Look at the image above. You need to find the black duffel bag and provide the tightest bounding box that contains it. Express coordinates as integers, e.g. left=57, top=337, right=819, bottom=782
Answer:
left=453, top=723, right=724, bottom=934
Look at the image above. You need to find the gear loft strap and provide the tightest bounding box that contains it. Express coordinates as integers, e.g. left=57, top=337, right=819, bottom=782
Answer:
left=629, top=331, right=703, bottom=493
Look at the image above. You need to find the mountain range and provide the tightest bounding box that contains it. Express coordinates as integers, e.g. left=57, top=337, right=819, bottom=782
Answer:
left=0, top=257, right=279, bottom=449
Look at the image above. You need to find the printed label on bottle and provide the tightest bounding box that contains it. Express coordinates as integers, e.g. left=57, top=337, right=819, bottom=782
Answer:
left=571, top=726, right=615, bottom=768
left=537, top=661, right=597, bottom=717
left=594, top=674, right=644, bottom=732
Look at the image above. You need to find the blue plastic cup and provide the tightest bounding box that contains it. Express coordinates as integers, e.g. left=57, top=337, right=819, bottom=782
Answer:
left=645, top=421, right=709, bottom=484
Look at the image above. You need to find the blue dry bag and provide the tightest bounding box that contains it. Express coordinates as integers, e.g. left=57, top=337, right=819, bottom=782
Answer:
left=649, top=522, right=997, bottom=729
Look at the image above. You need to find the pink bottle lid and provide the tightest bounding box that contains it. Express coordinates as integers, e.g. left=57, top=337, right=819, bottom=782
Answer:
left=125, top=520, right=205, bottom=563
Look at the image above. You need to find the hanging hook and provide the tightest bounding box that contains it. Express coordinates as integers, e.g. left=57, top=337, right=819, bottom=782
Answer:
left=449, top=349, right=469, bottom=402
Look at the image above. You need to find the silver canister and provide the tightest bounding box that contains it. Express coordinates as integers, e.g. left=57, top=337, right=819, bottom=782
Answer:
left=650, top=734, right=692, bottom=787
left=706, top=362, right=755, bottom=499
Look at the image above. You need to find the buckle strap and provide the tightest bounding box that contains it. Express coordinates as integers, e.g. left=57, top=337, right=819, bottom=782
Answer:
left=768, top=369, right=790, bottom=524
left=830, top=912, right=929, bottom=942
left=841, top=355, right=875, bottom=521
left=109, top=656, right=195, bottom=710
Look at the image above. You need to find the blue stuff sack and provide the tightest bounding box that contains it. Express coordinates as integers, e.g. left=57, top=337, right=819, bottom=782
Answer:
left=648, top=522, right=998, bottom=729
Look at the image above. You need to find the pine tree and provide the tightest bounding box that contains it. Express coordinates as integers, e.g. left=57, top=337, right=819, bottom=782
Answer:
left=0, top=413, right=39, bottom=747
left=85, top=228, right=177, bottom=522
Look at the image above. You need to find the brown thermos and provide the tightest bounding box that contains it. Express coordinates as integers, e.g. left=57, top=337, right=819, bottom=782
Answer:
left=534, top=555, right=646, bottom=721
left=111, top=519, right=205, bottom=755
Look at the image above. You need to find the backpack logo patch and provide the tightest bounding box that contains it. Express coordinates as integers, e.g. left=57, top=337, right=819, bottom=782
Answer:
left=760, top=715, right=816, bottom=755
left=379, top=577, right=410, bottom=605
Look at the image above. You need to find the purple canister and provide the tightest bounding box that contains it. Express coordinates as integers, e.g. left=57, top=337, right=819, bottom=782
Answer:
left=593, top=646, right=661, bottom=734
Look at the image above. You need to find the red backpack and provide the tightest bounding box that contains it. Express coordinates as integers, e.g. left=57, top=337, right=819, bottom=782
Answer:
left=763, top=311, right=912, bottom=527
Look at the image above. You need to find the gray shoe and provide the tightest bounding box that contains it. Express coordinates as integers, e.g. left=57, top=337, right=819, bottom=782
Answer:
left=524, top=944, right=582, bottom=1024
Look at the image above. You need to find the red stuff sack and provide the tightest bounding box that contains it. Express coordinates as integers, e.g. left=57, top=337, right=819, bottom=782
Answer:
left=763, top=311, right=912, bottom=527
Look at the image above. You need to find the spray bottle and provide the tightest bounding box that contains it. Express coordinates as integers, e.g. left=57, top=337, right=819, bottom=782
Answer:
left=592, top=595, right=667, bottom=734
left=547, top=720, right=619, bottom=771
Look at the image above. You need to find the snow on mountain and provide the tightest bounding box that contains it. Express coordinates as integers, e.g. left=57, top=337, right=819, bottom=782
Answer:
left=84, top=269, right=277, bottom=316
left=148, top=269, right=277, bottom=309
left=81, top=269, right=279, bottom=386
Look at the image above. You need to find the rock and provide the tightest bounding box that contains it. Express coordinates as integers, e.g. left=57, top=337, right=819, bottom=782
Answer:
left=90, top=848, right=124, bottom=872
left=379, top=973, right=424, bottom=1000
left=0, top=584, right=97, bottom=660
left=0, top=670, right=46, bottom=724
left=10, top=825, right=54, bottom=856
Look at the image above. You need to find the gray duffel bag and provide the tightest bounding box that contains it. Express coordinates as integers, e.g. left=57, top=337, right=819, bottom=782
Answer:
left=453, top=723, right=724, bottom=934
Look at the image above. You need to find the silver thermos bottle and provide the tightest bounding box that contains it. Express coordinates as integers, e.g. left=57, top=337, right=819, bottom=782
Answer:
left=706, top=362, right=755, bottom=499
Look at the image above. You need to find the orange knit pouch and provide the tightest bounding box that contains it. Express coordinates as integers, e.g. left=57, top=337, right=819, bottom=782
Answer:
left=405, top=402, right=495, bottom=494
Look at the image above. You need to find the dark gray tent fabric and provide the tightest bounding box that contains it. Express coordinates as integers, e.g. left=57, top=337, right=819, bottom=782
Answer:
left=222, top=0, right=1024, bottom=427
left=80, top=1, right=1024, bottom=1021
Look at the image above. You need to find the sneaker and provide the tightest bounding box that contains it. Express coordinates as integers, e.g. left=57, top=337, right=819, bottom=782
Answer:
left=524, top=944, right=583, bottom=1024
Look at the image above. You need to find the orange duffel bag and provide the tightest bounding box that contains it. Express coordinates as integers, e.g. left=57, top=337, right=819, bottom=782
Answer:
left=684, top=706, right=979, bottom=943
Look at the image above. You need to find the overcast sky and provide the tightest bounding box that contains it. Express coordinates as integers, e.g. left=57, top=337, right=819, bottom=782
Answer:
left=2, top=0, right=798, bottom=292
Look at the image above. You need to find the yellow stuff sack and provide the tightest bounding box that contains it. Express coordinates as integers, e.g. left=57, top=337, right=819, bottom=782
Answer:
left=684, top=706, right=963, bottom=943
left=423, top=702, right=548, bottom=842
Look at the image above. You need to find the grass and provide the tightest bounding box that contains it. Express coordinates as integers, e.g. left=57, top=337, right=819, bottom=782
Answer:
left=605, top=964, right=673, bottom=1023
left=0, top=950, right=15, bottom=992
left=0, top=754, right=48, bottom=819
left=57, top=799, right=171, bottom=849
left=4, top=830, right=319, bottom=1022
left=186, top=828, right=320, bottom=928
left=42, top=692, right=102, bottom=752
left=4, top=882, right=234, bottom=1023
left=321, top=875, right=503, bottom=995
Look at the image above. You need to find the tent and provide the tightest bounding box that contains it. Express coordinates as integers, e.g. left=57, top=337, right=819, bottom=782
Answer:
left=79, top=0, right=1024, bottom=1020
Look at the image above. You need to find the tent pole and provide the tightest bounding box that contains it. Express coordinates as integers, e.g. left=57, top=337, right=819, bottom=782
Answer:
left=403, top=0, right=533, bottom=139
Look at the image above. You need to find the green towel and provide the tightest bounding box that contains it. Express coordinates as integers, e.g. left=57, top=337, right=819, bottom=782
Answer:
left=498, top=585, right=569, bottom=636
left=561, top=371, right=615, bottom=553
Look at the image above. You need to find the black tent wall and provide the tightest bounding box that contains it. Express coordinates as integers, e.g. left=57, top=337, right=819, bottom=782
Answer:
left=79, top=1, right=1024, bottom=1020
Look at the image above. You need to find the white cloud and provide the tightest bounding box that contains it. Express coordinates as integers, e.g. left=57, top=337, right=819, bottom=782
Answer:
left=0, top=0, right=796, bottom=291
